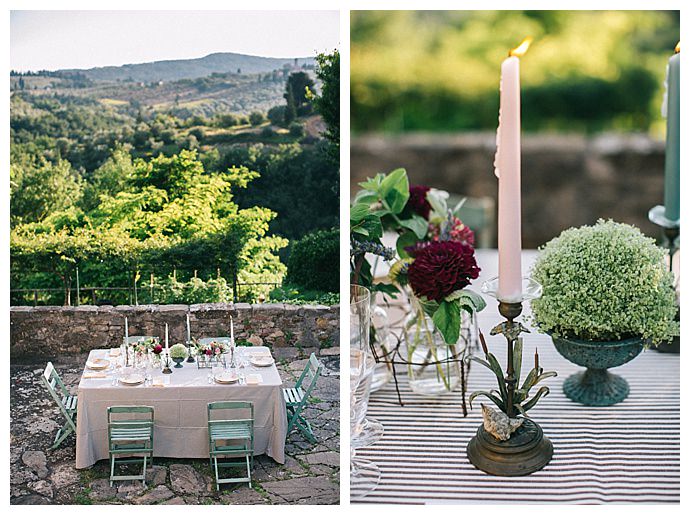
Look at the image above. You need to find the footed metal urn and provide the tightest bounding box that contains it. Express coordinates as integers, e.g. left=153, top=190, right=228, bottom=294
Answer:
left=551, top=335, right=645, bottom=406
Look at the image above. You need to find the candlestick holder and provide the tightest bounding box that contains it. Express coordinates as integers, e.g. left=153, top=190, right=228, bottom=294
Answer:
left=186, top=340, right=196, bottom=363
left=648, top=205, right=680, bottom=353
left=162, top=352, right=173, bottom=374
left=466, top=277, right=555, bottom=476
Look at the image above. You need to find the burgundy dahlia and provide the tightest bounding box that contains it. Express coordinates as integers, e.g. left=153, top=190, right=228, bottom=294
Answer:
left=407, top=185, right=432, bottom=220
left=407, top=240, right=480, bottom=302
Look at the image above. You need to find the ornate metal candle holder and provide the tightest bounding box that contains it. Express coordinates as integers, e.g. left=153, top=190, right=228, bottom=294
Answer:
left=162, top=352, right=173, bottom=374
left=648, top=205, right=680, bottom=263
left=648, top=205, right=680, bottom=353
left=466, top=277, right=555, bottom=476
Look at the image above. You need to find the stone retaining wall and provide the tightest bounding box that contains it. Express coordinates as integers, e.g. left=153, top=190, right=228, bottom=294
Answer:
left=10, top=303, right=339, bottom=359
left=351, top=132, right=666, bottom=247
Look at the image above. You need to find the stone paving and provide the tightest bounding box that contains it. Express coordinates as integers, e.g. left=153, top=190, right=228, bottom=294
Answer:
left=10, top=348, right=340, bottom=505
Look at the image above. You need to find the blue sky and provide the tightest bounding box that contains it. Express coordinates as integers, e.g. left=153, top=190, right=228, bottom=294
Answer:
left=11, top=10, right=340, bottom=71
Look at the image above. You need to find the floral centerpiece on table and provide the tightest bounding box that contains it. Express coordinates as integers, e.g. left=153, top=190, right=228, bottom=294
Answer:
left=351, top=167, right=486, bottom=396
left=192, top=340, right=229, bottom=358
left=130, top=337, right=159, bottom=356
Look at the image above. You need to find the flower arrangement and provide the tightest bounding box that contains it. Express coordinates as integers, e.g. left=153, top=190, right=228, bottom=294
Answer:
left=193, top=339, right=228, bottom=357
left=129, top=337, right=159, bottom=356
left=530, top=219, right=679, bottom=346
left=169, top=343, right=188, bottom=360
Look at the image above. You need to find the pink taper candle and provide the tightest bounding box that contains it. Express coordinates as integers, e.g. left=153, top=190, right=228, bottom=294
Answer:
left=494, top=37, right=531, bottom=302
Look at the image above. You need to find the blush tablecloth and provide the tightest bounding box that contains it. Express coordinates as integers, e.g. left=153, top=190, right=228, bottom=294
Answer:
left=75, top=346, right=286, bottom=468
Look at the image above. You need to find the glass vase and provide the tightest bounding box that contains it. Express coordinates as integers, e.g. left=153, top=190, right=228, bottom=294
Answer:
left=404, top=298, right=475, bottom=396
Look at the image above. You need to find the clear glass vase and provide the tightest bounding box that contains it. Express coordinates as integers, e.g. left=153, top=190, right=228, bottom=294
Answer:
left=404, top=298, right=475, bottom=396
left=370, top=302, right=393, bottom=393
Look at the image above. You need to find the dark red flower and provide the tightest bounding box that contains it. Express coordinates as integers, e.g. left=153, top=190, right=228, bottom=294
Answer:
left=406, top=240, right=480, bottom=302
left=407, top=185, right=432, bottom=220
left=153, top=344, right=163, bottom=354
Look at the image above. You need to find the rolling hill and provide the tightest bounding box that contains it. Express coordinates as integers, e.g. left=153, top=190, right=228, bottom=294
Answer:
left=60, top=52, right=315, bottom=82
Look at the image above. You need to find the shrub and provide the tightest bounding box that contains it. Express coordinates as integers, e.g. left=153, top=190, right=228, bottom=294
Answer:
left=216, top=113, right=239, bottom=128
left=289, top=122, right=305, bottom=138
left=249, top=111, right=266, bottom=126
left=267, top=105, right=287, bottom=126
left=260, top=127, right=275, bottom=138
left=530, top=219, right=678, bottom=345
left=285, top=227, right=339, bottom=293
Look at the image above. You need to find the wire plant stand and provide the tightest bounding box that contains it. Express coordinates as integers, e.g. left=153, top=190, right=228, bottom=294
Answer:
left=369, top=311, right=477, bottom=417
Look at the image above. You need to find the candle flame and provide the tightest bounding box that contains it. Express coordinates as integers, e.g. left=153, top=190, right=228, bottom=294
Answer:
left=509, top=36, right=533, bottom=57
left=675, top=41, right=680, bottom=54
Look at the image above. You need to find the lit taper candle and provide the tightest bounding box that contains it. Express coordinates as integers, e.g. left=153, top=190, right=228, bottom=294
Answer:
left=495, top=37, right=532, bottom=302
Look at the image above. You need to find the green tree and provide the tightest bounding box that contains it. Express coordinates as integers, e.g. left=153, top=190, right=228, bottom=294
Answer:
left=10, top=158, right=83, bottom=226
left=249, top=111, right=266, bottom=126
left=311, top=50, right=340, bottom=163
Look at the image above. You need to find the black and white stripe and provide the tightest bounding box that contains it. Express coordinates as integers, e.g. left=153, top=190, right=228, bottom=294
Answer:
left=354, top=319, right=680, bottom=504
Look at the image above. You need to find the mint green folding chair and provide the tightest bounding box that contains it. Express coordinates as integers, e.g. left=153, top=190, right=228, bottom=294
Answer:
left=107, top=406, right=154, bottom=487
left=283, top=353, right=323, bottom=443
left=41, top=362, right=78, bottom=450
left=207, top=401, right=254, bottom=490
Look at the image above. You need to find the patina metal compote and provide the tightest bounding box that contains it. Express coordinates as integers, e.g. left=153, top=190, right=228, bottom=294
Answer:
left=466, top=277, right=556, bottom=476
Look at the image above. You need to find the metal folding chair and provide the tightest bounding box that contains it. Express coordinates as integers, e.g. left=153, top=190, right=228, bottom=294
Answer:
left=207, top=401, right=254, bottom=490
left=107, top=406, right=154, bottom=486
left=283, top=353, right=323, bottom=442
left=41, top=362, right=78, bottom=449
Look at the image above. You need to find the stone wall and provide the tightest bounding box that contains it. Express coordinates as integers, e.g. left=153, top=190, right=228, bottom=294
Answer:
left=351, top=132, right=667, bottom=248
left=10, top=303, right=339, bottom=359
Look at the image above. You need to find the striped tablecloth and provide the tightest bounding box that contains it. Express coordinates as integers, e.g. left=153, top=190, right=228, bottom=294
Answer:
left=355, top=250, right=680, bottom=504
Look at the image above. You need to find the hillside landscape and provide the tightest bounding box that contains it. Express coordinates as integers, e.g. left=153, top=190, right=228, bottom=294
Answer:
left=10, top=49, right=340, bottom=306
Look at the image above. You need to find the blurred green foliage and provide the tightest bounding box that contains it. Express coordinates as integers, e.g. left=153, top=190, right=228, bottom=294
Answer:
left=285, top=227, right=340, bottom=293
left=351, top=10, right=679, bottom=133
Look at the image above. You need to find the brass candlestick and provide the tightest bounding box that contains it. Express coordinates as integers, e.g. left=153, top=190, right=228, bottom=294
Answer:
left=162, top=351, right=173, bottom=374
left=467, top=278, right=554, bottom=476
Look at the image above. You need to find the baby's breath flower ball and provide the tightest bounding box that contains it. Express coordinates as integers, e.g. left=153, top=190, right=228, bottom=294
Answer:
left=530, top=219, right=678, bottom=346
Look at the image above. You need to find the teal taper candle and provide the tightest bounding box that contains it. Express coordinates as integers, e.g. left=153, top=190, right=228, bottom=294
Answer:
left=663, top=44, right=680, bottom=222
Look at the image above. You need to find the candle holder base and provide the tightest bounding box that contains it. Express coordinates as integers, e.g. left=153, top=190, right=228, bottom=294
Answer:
left=467, top=418, right=553, bottom=476
left=162, top=366, right=172, bottom=374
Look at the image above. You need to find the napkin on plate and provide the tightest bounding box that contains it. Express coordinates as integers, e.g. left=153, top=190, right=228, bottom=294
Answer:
left=83, top=372, right=107, bottom=379
left=246, top=374, right=262, bottom=385
left=109, top=348, right=121, bottom=357
left=151, top=378, right=166, bottom=387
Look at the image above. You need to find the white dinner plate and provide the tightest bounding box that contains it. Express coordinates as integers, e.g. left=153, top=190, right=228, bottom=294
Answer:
left=119, top=374, right=145, bottom=386
left=86, top=358, right=110, bottom=370
left=250, top=356, right=274, bottom=367
left=214, top=372, right=239, bottom=384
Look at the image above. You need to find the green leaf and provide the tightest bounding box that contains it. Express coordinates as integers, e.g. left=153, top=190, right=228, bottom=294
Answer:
left=513, top=337, right=523, bottom=385
left=398, top=214, right=428, bottom=239
left=396, top=230, right=420, bottom=258
left=432, top=300, right=461, bottom=345
left=358, top=173, right=384, bottom=191
left=353, top=189, right=379, bottom=205
left=521, top=369, right=557, bottom=392
left=451, top=197, right=467, bottom=216
left=350, top=202, right=372, bottom=223
left=468, top=391, right=505, bottom=412
left=426, top=189, right=449, bottom=216
left=354, top=215, right=383, bottom=240
left=486, top=352, right=508, bottom=402
left=520, top=386, right=551, bottom=413
left=444, top=289, right=486, bottom=313
left=379, top=168, right=409, bottom=214
left=466, top=355, right=491, bottom=371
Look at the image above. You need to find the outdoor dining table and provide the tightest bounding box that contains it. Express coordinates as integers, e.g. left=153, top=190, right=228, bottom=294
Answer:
left=75, top=346, right=287, bottom=469
left=356, top=249, right=680, bottom=504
